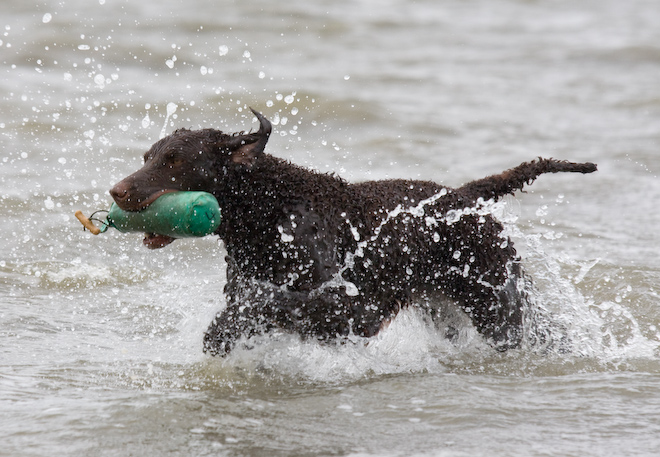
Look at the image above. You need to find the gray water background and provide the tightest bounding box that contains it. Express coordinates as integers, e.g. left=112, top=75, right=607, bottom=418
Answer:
left=2, top=0, right=660, bottom=455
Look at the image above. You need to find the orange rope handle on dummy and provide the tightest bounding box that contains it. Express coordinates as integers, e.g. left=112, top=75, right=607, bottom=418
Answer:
left=74, top=210, right=101, bottom=235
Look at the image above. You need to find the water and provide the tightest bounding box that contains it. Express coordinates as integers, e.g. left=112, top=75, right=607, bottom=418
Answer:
left=2, top=0, right=660, bottom=455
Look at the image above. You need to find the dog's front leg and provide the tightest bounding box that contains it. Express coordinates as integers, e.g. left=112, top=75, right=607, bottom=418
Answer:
left=202, top=283, right=398, bottom=356
left=201, top=286, right=352, bottom=356
left=202, top=304, right=279, bottom=357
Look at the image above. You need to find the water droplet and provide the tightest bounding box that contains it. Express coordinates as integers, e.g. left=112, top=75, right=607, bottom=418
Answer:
left=344, top=281, right=359, bottom=296
left=278, top=226, right=294, bottom=243
left=166, top=102, right=178, bottom=115
left=93, top=74, right=105, bottom=88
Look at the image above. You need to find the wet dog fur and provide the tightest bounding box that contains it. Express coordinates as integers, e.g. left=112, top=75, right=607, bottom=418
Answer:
left=110, top=109, right=597, bottom=355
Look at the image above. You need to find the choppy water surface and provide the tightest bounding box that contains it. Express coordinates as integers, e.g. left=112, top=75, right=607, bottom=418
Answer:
left=2, top=0, right=660, bottom=455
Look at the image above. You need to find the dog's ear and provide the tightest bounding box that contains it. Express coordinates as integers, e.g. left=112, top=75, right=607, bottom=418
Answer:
left=225, top=109, right=272, bottom=167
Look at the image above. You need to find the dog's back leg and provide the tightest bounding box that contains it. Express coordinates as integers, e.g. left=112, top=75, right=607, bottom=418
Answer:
left=444, top=262, right=526, bottom=350
left=424, top=215, right=528, bottom=350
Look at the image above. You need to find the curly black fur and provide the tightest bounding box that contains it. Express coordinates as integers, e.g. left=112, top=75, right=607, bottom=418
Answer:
left=110, top=109, right=597, bottom=356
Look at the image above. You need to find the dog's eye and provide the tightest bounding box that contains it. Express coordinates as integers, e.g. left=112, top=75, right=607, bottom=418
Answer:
left=163, top=152, right=184, bottom=167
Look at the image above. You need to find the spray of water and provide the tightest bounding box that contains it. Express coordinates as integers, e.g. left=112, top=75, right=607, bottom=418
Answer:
left=159, top=102, right=179, bottom=139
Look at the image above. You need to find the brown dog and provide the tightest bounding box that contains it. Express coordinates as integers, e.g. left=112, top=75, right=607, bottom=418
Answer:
left=110, top=109, right=596, bottom=355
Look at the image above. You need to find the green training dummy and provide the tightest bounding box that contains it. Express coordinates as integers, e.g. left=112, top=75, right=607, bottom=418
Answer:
left=75, top=191, right=221, bottom=241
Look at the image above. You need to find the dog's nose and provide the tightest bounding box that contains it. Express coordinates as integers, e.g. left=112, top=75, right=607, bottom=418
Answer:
left=109, top=180, right=131, bottom=202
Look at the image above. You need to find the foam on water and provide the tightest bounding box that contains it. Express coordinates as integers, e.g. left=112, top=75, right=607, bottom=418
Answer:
left=216, top=307, right=473, bottom=383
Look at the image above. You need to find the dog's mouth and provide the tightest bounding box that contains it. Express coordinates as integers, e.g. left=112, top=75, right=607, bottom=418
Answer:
left=143, top=233, right=176, bottom=250
left=138, top=190, right=180, bottom=249
left=110, top=189, right=180, bottom=249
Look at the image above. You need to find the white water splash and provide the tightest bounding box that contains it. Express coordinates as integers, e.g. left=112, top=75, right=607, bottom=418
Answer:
left=220, top=307, right=476, bottom=382
left=505, top=221, right=660, bottom=361
left=159, top=102, right=178, bottom=139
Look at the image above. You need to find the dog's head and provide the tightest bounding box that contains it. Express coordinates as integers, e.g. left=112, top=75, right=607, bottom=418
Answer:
left=109, top=108, right=271, bottom=212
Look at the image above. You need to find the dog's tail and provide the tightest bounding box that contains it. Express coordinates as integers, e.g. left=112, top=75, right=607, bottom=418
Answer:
left=458, top=157, right=597, bottom=204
